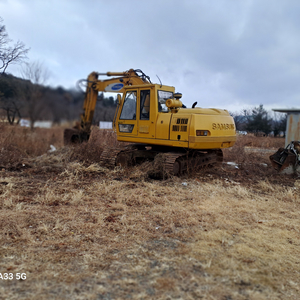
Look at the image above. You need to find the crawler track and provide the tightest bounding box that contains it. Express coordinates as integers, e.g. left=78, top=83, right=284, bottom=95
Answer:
left=164, top=153, right=183, bottom=175
left=163, top=150, right=223, bottom=176
left=99, top=146, right=223, bottom=176
left=100, top=148, right=123, bottom=168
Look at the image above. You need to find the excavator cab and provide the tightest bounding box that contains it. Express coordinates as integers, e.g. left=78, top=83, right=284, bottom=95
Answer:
left=115, top=84, right=180, bottom=144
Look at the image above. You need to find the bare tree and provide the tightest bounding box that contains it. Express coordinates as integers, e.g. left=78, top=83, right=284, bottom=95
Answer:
left=0, top=17, right=29, bottom=73
left=0, top=97, right=22, bottom=124
left=271, top=111, right=287, bottom=137
left=21, top=61, right=50, bottom=129
left=229, top=109, right=250, bottom=131
left=0, top=73, right=24, bottom=124
left=21, top=61, right=50, bottom=85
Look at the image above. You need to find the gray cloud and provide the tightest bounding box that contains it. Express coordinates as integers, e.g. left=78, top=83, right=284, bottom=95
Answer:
left=1, top=0, right=300, bottom=111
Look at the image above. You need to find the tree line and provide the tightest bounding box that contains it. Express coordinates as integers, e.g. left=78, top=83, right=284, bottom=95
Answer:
left=0, top=72, right=117, bottom=128
left=230, top=104, right=287, bottom=137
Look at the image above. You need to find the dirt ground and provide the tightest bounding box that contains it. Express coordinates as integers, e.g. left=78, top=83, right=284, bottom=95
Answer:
left=0, top=126, right=299, bottom=299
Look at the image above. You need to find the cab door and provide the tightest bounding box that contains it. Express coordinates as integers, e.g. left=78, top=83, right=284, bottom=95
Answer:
left=138, top=88, right=155, bottom=139
left=117, top=90, right=138, bottom=136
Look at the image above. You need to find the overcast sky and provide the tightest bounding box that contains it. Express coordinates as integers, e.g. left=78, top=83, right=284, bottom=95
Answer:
left=1, top=0, right=300, bottom=112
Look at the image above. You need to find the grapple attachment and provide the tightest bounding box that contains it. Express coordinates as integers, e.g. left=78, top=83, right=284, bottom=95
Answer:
left=269, top=141, right=300, bottom=174
left=63, top=128, right=90, bottom=145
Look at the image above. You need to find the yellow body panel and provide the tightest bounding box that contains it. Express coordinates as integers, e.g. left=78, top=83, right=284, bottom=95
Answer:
left=117, top=135, right=189, bottom=148
left=188, top=109, right=236, bottom=149
left=156, top=113, right=171, bottom=140
left=169, top=114, right=190, bottom=142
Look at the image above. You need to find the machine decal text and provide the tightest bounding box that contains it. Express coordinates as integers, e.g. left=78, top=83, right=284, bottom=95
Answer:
left=212, top=123, right=235, bottom=130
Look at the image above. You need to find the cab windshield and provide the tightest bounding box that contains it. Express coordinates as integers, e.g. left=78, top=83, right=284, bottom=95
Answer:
left=120, top=91, right=137, bottom=120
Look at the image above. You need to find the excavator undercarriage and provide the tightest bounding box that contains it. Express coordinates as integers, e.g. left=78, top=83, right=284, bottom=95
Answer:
left=100, top=144, right=223, bottom=176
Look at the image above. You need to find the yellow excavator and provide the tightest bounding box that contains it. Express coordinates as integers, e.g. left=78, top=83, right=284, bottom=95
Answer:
left=64, top=69, right=236, bottom=175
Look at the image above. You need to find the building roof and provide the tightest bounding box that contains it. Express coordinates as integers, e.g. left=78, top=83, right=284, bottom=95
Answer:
left=272, top=109, right=300, bottom=113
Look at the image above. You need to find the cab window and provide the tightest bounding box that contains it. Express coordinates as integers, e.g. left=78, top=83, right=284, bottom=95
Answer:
left=158, top=90, right=173, bottom=112
left=140, top=90, right=150, bottom=120
left=120, top=91, right=137, bottom=120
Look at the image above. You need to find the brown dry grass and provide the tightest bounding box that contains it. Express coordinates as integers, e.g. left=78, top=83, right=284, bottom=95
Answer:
left=233, top=134, right=284, bottom=149
left=0, top=123, right=64, bottom=169
left=0, top=125, right=299, bottom=299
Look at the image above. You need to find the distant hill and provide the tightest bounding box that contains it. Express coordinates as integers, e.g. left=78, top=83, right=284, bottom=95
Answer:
left=0, top=73, right=117, bottom=125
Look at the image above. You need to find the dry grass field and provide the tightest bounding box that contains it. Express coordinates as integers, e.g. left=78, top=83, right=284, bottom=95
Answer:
left=0, top=125, right=299, bottom=299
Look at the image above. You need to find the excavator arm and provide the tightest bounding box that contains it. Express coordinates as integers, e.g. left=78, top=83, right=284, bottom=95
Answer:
left=64, top=69, right=151, bottom=144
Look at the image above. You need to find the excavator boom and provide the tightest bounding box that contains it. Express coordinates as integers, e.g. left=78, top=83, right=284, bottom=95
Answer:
left=64, top=69, right=151, bottom=144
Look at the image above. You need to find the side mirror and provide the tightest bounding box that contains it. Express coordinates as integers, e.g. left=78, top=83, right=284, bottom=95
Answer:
left=117, top=94, right=121, bottom=105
